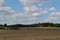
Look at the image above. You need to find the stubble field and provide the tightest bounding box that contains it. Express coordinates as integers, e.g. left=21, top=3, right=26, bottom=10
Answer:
left=0, top=27, right=60, bottom=40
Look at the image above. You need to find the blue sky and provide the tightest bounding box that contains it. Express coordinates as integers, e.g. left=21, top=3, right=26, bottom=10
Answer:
left=0, top=0, right=60, bottom=25
left=5, top=0, right=24, bottom=12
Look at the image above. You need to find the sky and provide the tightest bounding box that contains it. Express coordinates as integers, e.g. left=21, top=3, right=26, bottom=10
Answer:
left=0, top=0, right=60, bottom=25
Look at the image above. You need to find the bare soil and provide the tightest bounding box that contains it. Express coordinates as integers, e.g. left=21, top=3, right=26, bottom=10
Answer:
left=0, top=27, right=60, bottom=40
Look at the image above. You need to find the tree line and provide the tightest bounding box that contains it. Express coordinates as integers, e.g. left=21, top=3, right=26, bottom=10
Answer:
left=0, top=23, right=60, bottom=30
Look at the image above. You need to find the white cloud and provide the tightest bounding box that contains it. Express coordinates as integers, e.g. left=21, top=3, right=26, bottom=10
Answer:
left=20, top=0, right=48, bottom=17
left=3, top=0, right=48, bottom=24
left=49, top=7, right=56, bottom=11
left=7, top=13, right=34, bottom=21
left=44, top=12, right=60, bottom=23
left=32, top=10, right=48, bottom=16
left=24, top=5, right=48, bottom=16
left=0, top=0, right=51, bottom=24
left=24, top=5, right=40, bottom=13
left=0, top=15, right=4, bottom=21
left=20, top=0, right=43, bottom=6
left=0, top=0, right=18, bottom=24
left=20, top=0, right=52, bottom=6
left=0, top=6, right=16, bottom=15
left=0, top=0, right=4, bottom=6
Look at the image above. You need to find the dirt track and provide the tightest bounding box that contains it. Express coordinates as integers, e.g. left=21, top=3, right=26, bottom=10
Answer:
left=0, top=27, right=60, bottom=40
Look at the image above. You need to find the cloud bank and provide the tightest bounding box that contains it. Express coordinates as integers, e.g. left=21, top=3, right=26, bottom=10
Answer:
left=0, top=0, right=60, bottom=24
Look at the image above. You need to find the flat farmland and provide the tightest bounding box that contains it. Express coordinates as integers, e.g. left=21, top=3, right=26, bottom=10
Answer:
left=0, top=27, right=60, bottom=40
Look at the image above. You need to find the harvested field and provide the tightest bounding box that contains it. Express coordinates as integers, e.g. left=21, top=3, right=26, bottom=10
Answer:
left=0, top=27, right=60, bottom=40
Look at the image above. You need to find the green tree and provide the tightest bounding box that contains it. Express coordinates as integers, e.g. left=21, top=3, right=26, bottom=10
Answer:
left=4, top=24, right=7, bottom=27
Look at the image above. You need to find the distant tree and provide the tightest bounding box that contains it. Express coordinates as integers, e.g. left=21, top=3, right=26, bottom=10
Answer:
left=4, top=24, right=7, bottom=27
